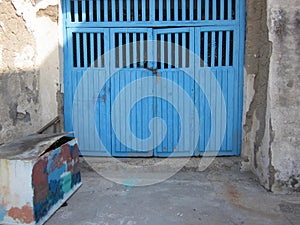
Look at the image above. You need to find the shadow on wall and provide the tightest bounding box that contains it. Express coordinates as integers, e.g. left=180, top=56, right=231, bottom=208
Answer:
left=0, top=68, right=64, bottom=145
left=0, top=1, right=65, bottom=145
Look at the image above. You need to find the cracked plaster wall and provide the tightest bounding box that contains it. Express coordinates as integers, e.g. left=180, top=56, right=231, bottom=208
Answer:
left=243, top=0, right=300, bottom=193
left=0, top=0, right=62, bottom=144
left=267, top=0, right=300, bottom=193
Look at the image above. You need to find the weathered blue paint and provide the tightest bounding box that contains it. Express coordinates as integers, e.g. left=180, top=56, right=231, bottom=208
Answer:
left=0, top=133, right=81, bottom=224
left=32, top=139, right=81, bottom=223
left=63, top=0, right=245, bottom=157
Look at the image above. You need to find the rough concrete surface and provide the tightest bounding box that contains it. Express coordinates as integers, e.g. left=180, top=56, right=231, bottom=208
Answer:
left=45, top=158, right=300, bottom=225
left=242, top=0, right=273, bottom=190
left=242, top=0, right=300, bottom=193
left=267, top=0, right=300, bottom=193
left=0, top=0, right=62, bottom=144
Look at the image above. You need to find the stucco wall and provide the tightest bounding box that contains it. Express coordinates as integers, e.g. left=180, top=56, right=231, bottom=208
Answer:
left=0, top=0, right=62, bottom=144
left=267, top=0, right=300, bottom=192
left=243, top=0, right=300, bottom=193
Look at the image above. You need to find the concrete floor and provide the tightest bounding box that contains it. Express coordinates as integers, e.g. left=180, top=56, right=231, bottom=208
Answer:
left=45, top=157, right=300, bottom=225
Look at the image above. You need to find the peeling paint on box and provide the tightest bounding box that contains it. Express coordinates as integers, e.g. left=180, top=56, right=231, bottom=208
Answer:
left=32, top=137, right=81, bottom=223
left=0, top=133, right=81, bottom=224
left=8, top=204, right=34, bottom=224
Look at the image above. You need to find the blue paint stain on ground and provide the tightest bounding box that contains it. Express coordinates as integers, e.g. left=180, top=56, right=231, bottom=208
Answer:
left=122, top=178, right=139, bottom=190
left=0, top=205, right=6, bottom=222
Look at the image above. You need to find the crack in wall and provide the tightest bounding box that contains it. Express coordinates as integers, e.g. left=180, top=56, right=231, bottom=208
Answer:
left=268, top=118, right=275, bottom=190
left=243, top=0, right=272, bottom=170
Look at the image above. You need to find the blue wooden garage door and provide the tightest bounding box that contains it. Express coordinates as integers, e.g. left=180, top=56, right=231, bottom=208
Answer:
left=63, top=0, right=245, bottom=157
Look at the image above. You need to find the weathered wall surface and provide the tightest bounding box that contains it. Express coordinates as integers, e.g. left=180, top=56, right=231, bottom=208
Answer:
left=0, top=0, right=62, bottom=144
left=243, top=0, right=300, bottom=193
left=267, top=0, right=300, bottom=192
left=242, top=0, right=273, bottom=188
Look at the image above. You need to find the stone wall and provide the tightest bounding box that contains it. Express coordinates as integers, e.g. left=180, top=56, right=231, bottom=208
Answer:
left=243, top=0, right=300, bottom=193
left=0, top=0, right=62, bottom=144
left=267, top=0, right=300, bottom=192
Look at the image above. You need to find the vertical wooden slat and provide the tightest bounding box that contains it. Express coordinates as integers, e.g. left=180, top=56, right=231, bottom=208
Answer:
left=82, top=0, right=86, bottom=22
left=220, top=0, right=225, bottom=20
left=174, top=0, right=179, bottom=21
left=167, top=70, right=172, bottom=152
left=182, top=32, right=186, bottom=67
left=74, top=0, right=79, bottom=22
left=134, top=0, right=139, bottom=21
left=218, top=31, right=223, bottom=66
left=120, top=70, right=126, bottom=152
left=153, top=32, right=158, bottom=69
left=119, top=0, right=123, bottom=21
left=190, top=0, right=194, bottom=20
left=150, top=0, right=155, bottom=21
left=228, top=0, right=232, bottom=20
left=142, top=0, right=146, bottom=21
left=76, top=33, right=81, bottom=67
left=89, top=0, right=93, bottom=21
left=119, top=33, right=123, bottom=68
left=133, top=33, right=137, bottom=68
left=205, top=0, right=209, bottom=20
left=83, top=33, right=88, bottom=67
left=159, top=0, right=163, bottom=21
left=197, top=0, right=202, bottom=20
left=212, top=0, right=217, bottom=20
left=225, top=31, right=230, bottom=66
left=211, top=31, right=216, bottom=67
left=126, top=0, right=131, bottom=21
left=160, top=33, right=165, bottom=69
left=126, top=33, right=130, bottom=67
left=67, top=0, right=72, bottom=22
left=167, top=0, right=171, bottom=21
left=112, top=0, right=116, bottom=21
left=199, top=69, right=205, bottom=151
left=140, top=33, right=144, bottom=66
left=175, top=33, right=179, bottom=68
left=90, top=32, right=94, bottom=67
left=182, top=0, right=186, bottom=21
left=204, top=31, right=208, bottom=66
left=168, top=33, right=172, bottom=68
left=96, top=0, right=100, bottom=21
left=227, top=68, right=234, bottom=149
left=104, top=0, right=108, bottom=21
left=97, top=33, right=101, bottom=67
left=211, top=68, right=217, bottom=150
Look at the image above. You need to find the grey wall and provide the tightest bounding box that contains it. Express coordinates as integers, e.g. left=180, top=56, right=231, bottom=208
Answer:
left=243, top=0, right=300, bottom=193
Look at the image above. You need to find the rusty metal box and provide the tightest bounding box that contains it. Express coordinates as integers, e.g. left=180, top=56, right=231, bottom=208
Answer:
left=0, top=133, right=82, bottom=225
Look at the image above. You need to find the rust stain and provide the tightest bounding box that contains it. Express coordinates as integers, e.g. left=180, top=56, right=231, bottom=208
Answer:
left=8, top=204, right=34, bottom=224
left=224, top=184, right=281, bottom=219
left=156, top=72, right=161, bottom=83
left=32, top=158, right=49, bottom=204
left=71, top=144, right=80, bottom=173
left=59, top=144, right=71, bottom=169
left=101, top=94, right=107, bottom=104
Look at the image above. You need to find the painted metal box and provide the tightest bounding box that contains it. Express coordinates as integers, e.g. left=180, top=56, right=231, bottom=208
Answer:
left=0, top=133, right=82, bottom=225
